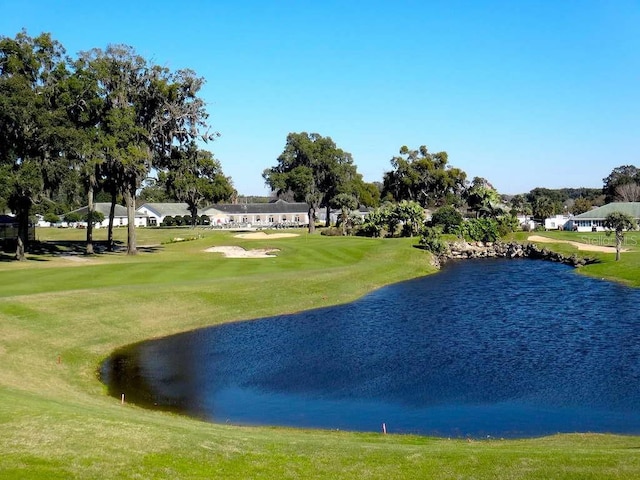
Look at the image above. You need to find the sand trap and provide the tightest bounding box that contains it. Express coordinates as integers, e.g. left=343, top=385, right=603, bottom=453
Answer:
left=527, top=235, right=624, bottom=253
left=205, top=246, right=280, bottom=258
left=234, top=232, right=299, bottom=239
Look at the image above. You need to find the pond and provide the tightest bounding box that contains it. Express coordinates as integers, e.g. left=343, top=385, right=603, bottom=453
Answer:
left=101, top=259, right=640, bottom=438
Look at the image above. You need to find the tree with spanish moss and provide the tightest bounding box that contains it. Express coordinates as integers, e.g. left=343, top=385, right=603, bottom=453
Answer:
left=82, top=45, right=216, bottom=254
left=0, top=31, right=69, bottom=260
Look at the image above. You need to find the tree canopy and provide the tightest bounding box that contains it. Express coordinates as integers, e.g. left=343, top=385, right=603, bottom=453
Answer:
left=603, top=165, right=640, bottom=203
left=604, top=211, right=637, bottom=261
left=263, top=132, right=359, bottom=233
left=382, top=145, right=467, bottom=208
left=163, top=142, right=235, bottom=227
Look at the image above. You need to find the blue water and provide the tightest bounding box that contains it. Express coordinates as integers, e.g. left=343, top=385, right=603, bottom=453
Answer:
left=101, top=259, right=640, bottom=437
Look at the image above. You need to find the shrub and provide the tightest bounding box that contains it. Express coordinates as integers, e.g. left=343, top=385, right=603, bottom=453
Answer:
left=85, top=211, right=105, bottom=226
left=462, top=218, right=499, bottom=243
left=430, top=205, right=463, bottom=234
left=43, top=212, right=60, bottom=224
left=419, top=226, right=449, bottom=255
left=496, top=214, right=519, bottom=237
left=63, top=212, right=82, bottom=224
left=162, top=216, right=175, bottom=227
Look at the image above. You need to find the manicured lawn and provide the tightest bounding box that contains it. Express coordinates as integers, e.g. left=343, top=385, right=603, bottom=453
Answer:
left=0, top=227, right=639, bottom=479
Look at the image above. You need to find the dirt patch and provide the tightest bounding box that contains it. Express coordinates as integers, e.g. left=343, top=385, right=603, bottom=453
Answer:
left=234, top=232, right=299, bottom=239
left=527, top=235, right=624, bottom=253
left=204, top=246, right=280, bottom=258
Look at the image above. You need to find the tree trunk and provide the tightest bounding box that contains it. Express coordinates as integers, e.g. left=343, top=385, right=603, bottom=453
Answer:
left=86, top=174, right=95, bottom=255
left=107, top=190, right=116, bottom=252
left=124, top=189, right=137, bottom=255
left=341, top=207, right=348, bottom=236
left=308, top=206, right=316, bottom=234
left=325, top=205, right=331, bottom=228
left=188, top=203, right=198, bottom=228
left=616, top=232, right=622, bottom=261
left=14, top=198, right=31, bottom=261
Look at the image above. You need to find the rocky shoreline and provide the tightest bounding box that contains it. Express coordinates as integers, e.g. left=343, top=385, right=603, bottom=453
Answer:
left=430, top=240, right=599, bottom=269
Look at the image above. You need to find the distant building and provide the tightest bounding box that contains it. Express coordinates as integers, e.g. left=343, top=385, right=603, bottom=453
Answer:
left=64, top=203, right=148, bottom=228
left=571, top=202, right=640, bottom=232
left=544, top=214, right=572, bottom=231
left=136, top=203, right=190, bottom=226
left=202, top=200, right=310, bottom=227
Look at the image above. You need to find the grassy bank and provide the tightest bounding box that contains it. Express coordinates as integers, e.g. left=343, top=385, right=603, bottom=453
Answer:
left=1, top=227, right=639, bottom=479
left=514, top=230, right=640, bottom=287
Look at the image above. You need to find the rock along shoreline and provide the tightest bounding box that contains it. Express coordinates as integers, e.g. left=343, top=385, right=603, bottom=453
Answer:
left=428, top=240, right=599, bottom=269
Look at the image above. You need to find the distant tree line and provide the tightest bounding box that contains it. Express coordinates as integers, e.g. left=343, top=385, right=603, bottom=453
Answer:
left=3, top=30, right=637, bottom=259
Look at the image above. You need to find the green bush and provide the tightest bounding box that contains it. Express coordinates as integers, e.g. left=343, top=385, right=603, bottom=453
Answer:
left=462, top=218, right=499, bottom=243
left=84, top=210, right=105, bottom=225
left=162, top=216, right=175, bottom=227
left=430, top=205, right=463, bottom=234
left=419, top=226, right=449, bottom=254
left=43, top=212, right=60, bottom=224
left=63, top=212, right=82, bottom=223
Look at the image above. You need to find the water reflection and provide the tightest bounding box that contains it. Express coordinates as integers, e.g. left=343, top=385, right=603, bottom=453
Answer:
left=101, top=259, right=640, bottom=437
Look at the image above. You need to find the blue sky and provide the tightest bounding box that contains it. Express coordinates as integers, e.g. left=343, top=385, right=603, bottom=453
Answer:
left=2, top=0, right=638, bottom=195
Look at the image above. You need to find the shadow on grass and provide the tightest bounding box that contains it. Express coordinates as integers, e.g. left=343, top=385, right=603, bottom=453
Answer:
left=0, top=240, right=163, bottom=261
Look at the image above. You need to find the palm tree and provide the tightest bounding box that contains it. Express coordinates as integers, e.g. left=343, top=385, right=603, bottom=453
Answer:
left=604, top=211, right=637, bottom=261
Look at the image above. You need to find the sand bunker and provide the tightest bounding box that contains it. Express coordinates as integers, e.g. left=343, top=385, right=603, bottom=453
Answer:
left=234, top=232, right=299, bottom=239
left=527, top=235, right=624, bottom=253
left=205, top=246, right=280, bottom=258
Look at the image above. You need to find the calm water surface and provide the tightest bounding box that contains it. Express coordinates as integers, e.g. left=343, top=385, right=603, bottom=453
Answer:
left=101, top=259, right=640, bottom=437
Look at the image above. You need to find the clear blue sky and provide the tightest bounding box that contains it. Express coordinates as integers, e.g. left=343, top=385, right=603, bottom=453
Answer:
left=2, top=0, right=638, bottom=196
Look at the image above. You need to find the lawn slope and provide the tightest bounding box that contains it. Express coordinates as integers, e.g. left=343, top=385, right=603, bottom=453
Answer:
left=0, top=228, right=638, bottom=479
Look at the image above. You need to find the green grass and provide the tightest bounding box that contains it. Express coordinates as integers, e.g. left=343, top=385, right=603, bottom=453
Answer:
left=1, top=227, right=639, bottom=479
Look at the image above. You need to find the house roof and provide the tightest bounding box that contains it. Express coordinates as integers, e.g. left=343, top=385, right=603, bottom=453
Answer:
left=203, top=201, right=309, bottom=215
left=572, top=202, right=640, bottom=220
left=67, top=203, right=146, bottom=218
left=138, top=203, right=191, bottom=217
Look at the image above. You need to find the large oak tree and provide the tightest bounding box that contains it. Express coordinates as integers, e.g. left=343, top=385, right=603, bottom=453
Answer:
left=263, top=132, right=358, bottom=233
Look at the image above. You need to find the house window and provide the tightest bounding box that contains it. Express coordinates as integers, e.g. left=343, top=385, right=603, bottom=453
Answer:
left=268, top=216, right=274, bottom=223
left=294, top=215, right=300, bottom=222
left=256, top=216, right=261, bottom=222
left=149, top=218, right=157, bottom=226
left=229, top=216, right=235, bottom=222
left=242, top=216, right=248, bottom=223
left=282, top=216, right=287, bottom=221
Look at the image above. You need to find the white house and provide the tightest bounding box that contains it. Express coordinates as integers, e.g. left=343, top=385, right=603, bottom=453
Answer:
left=64, top=203, right=148, bottom=228
left=136, top=203, right=191, bottom=226
left=544, top=214, right=572, bottom=231
left=571, top=202, right=640, bottom=232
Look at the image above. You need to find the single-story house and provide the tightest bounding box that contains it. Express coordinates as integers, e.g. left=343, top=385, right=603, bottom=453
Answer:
left=571, top=202, right=640, bottom=232
left=544, top=214, right=572, bottom=231
left=517, top=215, right=537, bottom=231
left=136, top=203, right=191, bottom=226
left=202, top=200, right=310, bottom=227
left=64, top=203, right=148, bottom=228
